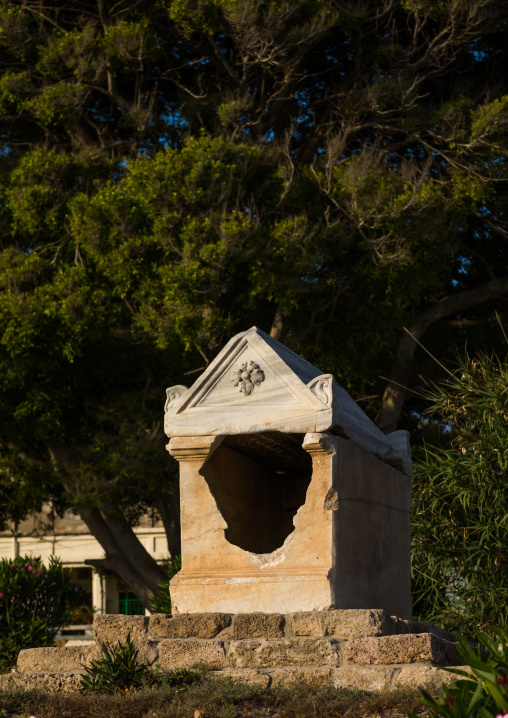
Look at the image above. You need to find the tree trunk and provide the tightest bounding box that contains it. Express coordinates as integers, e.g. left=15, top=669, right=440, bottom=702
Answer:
left=45, top=440, right=165, bottom=609
left=99, top=501, right=166, bottom=592
left=270, top=305, right=284, bottom=341
left=377, top=276, right=508, bottom=433
left=154, top=487, right=181, bottom=557
left=78, top=506, right=157, bottom=609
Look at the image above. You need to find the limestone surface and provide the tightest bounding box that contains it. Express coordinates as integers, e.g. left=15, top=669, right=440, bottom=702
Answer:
left=232, top=613, right=285, bottom=639
left=151, top=613, right=231, bottom=639
left=0, top=670, right=85, bottom=692
left=212, top=669, right=271, bottom=688
left=136, top=640, right=160, bottom=665
left=395, top=663, right=464, bottom=690
left=228, top=638, right=340, bottom=669
left=17, top=645, right=102, bottom=673
left=165, top=329, right=412, bottom=618
left=94, top=614, right=148, bottom=644
left=341, top=633, right=459, bottom=666
left=407, top=620, right=457, bottom=642
left=158, top=639, right=225, bottom=670
left=332, top=665, right=397, bottom=691
left=287, top=609, right=392, bottom=639
left=271, top=667, right=333, bottom=687
left=0, top=612, right=470, bottom=695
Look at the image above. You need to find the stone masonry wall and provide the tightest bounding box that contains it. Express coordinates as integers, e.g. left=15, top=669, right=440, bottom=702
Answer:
left=1, top=610, right=464, bottom=694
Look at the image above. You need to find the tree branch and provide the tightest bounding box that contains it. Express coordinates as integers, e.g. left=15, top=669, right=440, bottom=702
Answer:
left=377, top=275, right=508, bottom=433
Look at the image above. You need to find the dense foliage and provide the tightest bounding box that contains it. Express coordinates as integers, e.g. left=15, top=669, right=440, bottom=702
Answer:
left=412, top=351, right=508, bottom=635
left=1, top=0, right=508, bottom=605
left=0, top=554, right=86, bottom=673
left=411, top=629, right=508, bottom=718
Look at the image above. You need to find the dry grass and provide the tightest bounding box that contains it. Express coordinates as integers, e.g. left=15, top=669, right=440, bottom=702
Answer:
left=0, top=675, right=429, bottom=718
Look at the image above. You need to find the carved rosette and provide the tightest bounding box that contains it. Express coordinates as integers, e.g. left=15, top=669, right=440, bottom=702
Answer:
left=231, top=360, right=265, bottom=396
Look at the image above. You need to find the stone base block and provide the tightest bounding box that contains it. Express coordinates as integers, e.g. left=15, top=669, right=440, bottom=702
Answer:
left=145, top=609, right=456, bottom=643
left=228, top=638, right=340, bottom=669
left=170, top=573, right=335, bottom=614
left=94, top=614, right=149, bottom=644
left=1, top=611, right=464, bottom=695
left=151, top=613, right=231, bottom=639
left=17, top=645, right=102, bottom=673
left=272, top=666, right=333, bottom=687
left=341, top=633, right=459, bottom=666
left=209, top=662, right=463, bottom=692
left=232, top=613, right=285, bottom=639
left=0, top=670, right=85, bottom=693
left=333, top=665, right=398, bottom=691
left=287, top=609, right=391, bottom=639
left=158, top=639, right=226, bottom=670
left=211, top=669, right=272, bottom=688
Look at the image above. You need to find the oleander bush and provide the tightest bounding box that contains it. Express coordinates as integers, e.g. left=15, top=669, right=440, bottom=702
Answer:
left=412, top=628, right=508, bottom=718
left=0, top=554, right=86, bottom=673
left=412, top=352, right=508, bottom=636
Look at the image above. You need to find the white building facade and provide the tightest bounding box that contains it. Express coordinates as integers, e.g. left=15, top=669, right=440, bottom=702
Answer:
left=0, top=506, right=170, bottom=620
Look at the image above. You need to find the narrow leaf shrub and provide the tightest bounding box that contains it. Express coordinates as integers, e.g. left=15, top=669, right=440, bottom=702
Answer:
left=0, top=554, right=86, bottom=673
left=412, top=352, right=508, bottom=635
left=411, top=628, right=508, bottom=718
left=81, top=634, right=149, bottom=693
left=81, top=633, right=200, bottom=693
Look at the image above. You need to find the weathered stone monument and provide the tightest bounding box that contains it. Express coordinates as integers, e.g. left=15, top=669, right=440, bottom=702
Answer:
left=164, top=326, right=412, bottom=619
left=7, top=328, right=466, bottom=694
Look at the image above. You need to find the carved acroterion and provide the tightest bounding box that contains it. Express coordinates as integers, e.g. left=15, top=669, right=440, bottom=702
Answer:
left=164, top=385, right=188, bottom=413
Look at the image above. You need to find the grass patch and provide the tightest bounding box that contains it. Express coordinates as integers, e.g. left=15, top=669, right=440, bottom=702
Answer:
left=0, top=675, right=429, bottom=718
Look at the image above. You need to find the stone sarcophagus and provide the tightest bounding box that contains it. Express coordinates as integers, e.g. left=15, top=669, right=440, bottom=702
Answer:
left=164, top=327, right=412, bottom=618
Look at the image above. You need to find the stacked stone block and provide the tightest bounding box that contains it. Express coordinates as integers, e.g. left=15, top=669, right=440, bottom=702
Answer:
left=0, top=610, right=464, bottom=693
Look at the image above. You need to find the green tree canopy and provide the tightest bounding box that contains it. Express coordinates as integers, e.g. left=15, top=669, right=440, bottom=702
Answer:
left=1, top=0, right=508, bottom=606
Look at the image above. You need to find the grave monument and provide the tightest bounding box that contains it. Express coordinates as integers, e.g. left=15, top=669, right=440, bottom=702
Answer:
left=8, top=327, right=465, bottom=695
left=164, top=326, right=412, bottom=619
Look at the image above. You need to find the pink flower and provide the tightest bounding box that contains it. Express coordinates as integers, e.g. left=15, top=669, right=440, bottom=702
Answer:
left=44, top=574, right=48, bottom=579
left=9, top=564, right=14, bottom=568
left=0, top=592, right=3, bottom=598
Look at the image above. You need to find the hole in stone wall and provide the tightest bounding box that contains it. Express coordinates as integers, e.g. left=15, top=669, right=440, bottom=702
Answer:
left=201, top=432, right=312, bottom=554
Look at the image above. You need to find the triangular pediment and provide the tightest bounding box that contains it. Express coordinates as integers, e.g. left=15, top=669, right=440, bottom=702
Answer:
left=164, top=326, right=412, bottom=475
left=171, top=328, right=326, bottom=416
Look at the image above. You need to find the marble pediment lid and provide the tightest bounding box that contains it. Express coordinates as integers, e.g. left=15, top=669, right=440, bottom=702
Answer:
left=164, top=326, right=411, bottom=475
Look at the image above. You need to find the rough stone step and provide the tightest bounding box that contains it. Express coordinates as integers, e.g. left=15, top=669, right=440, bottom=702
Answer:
left=16, top=640, right=161, bottom=673
left=93, top=610, right=456, bottom=645
left=156, top=633, right=458, bottom=671
left=0, top=670, right=85, bottom=693
left=341, top=633, right=459, bottom=667
left=16, top=632, right=459, bottom=675
left=227, top=638, right=340, bottom=670
left=17, top=645, right=102, bottom=673
left=2, top=661, right=468, bottom=694
left=216, top=662, right=470, bottom=692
